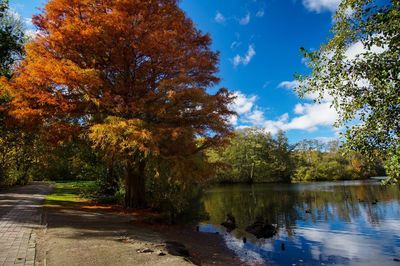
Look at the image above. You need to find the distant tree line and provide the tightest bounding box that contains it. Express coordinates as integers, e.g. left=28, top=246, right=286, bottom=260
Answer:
left=208, top=128, right=386, bottom=184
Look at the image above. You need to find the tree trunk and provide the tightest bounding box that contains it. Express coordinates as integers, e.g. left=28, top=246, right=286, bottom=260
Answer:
left=124, top=160, right=146, bottom=209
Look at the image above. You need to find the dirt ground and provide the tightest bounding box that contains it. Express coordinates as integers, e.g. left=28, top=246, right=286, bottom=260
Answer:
left=135, top=221, right=245, bottom=266
left=35, top=206, right=244, bottom=266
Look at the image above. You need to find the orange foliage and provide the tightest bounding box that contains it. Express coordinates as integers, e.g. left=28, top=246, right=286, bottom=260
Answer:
left=6, top=0, right=234, bottom=153
left=4, top=0, right=235, bottom=207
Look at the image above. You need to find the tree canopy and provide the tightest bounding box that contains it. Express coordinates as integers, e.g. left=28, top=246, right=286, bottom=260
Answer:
left=0, top=0, right=25, bottom=78
left=298, top=0, right=400, bottom=182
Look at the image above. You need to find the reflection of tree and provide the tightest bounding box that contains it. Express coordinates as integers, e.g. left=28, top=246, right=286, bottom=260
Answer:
left=203, top=182, right=400, bottom=237
left=203, top=184, right=299, bottom=237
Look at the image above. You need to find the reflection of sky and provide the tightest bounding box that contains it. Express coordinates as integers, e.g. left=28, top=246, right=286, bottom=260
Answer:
left=293, top=202, right=400, bottom=265
left=201, top=182, right=400, bottom=265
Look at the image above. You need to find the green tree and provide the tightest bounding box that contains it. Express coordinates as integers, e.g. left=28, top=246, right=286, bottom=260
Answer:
left=0, top=0, right=28, bottom=184
left=291, top=139, right=385, bottom=182
left=0, top=0, right=25, bottom=78
left=208, top=128, right=294, bottom=183
left=298, top=0, right=400, bottom=182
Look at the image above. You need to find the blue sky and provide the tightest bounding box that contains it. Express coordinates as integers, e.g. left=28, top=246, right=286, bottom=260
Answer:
left=10, top=0, right=343, bottom=143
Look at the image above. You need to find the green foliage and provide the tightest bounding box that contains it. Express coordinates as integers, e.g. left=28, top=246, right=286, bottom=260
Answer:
left=384, top=146, right=400, bottom=184
left=291, top=139, right=385, bottom=182
left=34, top=140, right=108, bottom=181
left=0, top=123, right=36, bottom=186
left=0, top=0, right=25, bottom=78
left=0, top=1, right=7, bottom=13
left=208, top=128, right=294, bottom=183
left=293, top=158, right=350, bottom=182
left=0, top=0, right=30, bottom=186
left=0, top=129, right=119, bottom=189
left=298, top=0, right=400, bottom=182
left=209, top=130, right=385, bottom=183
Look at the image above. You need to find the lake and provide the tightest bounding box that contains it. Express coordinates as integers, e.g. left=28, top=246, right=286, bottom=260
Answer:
left=199, top=180, right=400, bottom=266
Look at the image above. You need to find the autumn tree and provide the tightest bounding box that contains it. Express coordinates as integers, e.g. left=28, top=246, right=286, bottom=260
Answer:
left=7, top=0, right=234, bottom=207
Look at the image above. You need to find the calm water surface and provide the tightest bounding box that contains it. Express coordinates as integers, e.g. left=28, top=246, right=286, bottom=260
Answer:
left=199, top=180, right=400, bottom=266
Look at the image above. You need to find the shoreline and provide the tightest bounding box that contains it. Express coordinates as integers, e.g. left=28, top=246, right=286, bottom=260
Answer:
left=132, top=220, right=245, bottom=266
left=110, top=206, right=245, bottom=265
left=36, top=202, right=245, bottom=266
left=212, top=177, right=374, bottom=186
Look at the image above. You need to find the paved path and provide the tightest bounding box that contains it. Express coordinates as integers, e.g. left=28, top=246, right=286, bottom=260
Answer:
left=0, top=184, right=53, bottom=266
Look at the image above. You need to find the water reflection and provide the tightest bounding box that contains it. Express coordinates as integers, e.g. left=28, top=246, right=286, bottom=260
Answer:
left=200, top=180, right=400, bottom=265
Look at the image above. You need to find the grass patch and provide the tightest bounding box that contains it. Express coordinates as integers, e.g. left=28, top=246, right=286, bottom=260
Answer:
left=44, top=181, right=97, bottom=208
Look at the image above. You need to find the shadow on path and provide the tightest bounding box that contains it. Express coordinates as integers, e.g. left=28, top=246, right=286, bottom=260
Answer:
left=0, top=183, right=53, bottom=266
left=36, top=204, right=193, bottom=266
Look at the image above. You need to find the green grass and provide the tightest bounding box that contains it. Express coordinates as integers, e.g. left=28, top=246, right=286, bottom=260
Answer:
left=44, top=181, right=97, bottom=208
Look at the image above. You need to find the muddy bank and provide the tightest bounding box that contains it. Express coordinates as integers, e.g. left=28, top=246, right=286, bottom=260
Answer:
left=35, top=205, right=244, bottom=266
left=133, top=221, right=245, bottom=266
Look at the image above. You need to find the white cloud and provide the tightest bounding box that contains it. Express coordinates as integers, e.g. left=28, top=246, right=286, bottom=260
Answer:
left=302, top=0, right=341, bottom=13
left=260, top=102, right=337, bottom=134
left=232, top=45, right=256, bottom=68
left=278, top=80, right=334, bottom=102
left=278, top=80, right=301, bottom=90
left=229, top=115, right=238, bottom=126
left=277, top=79, right=337, bottom=132
left=345, top=40, right=387, bottom=61
left=238, top=12, right=251, bottom=25
left=229, top=90, right=338, bottom=134
left=229, top=91, right=257, bottom=125
left=230, top=91, right=257, bottom=115
left=294, top=103, right=306, bottom=114
left=247, top=109, right=265, bottom=125
left=215, top=11, right=226, bottom=24
left=263, top=114, right=290, bottom=134
left=256, top=9, right=265, bottom=17
left=284, top=102, right=338, bottom=131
